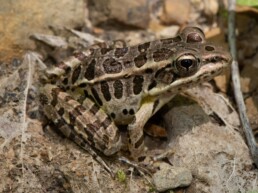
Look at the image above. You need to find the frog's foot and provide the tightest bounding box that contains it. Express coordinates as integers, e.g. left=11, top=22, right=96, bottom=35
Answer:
left=118, top=156, right=153, bottom=177
left=119, top=148, right=175, bottom=176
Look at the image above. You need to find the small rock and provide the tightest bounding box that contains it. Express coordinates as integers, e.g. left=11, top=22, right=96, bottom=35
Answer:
left=160, top=0, right=190, bottom=25
left=157, top=26, right=179, bottom=38
left=203, top=0, right=219, bottom=17
left=88, top=0, right=150, bottom=29
left=153, top=162, right=192, bottom=192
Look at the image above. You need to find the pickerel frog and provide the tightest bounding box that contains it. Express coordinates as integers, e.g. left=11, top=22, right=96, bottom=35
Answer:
left=39, top=27, right=231, bottom=174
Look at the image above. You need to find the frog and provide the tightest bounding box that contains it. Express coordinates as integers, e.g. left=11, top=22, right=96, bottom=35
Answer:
left=39, top=27, right=232, bottom=175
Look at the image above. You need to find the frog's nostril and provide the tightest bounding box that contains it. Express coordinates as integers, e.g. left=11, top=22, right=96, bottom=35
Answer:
left=205, top=45, right=215, bottom=51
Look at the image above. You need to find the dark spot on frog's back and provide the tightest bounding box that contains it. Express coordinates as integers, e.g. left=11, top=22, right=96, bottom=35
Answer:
left=114, top=47, right=128, bottom=58
left=84, top=59, right=96, bottom=80
left=153, top=48, right=174, bottom=62
left=134, top=53, right=147, bottom=68
left=100, top=81, right=111, bottom=101
left=103, top=58, right=123, bottom=74
left=123, top=60, right=133, bottom=68
left=101, top=48, right=112, bottom=55
left=133, top=75, right=144, bottom=95
left=138, top=42, right=150, bottom=53
left=113, top=80, right=123, bottom=99
left=71, top=66, right=81, bottom=84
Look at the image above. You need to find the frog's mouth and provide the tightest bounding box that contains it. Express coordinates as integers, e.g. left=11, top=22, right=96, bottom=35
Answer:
left=203, top=52, right=232, bottom=65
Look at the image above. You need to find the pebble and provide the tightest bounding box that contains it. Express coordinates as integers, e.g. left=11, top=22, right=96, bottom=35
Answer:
left=152, top=162, right=192, bottom=192
left=160, top=0, right=190, bottom=25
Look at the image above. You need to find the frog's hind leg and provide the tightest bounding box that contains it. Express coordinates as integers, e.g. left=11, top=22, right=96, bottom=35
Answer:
left=39, top=84, right=122, bottom=176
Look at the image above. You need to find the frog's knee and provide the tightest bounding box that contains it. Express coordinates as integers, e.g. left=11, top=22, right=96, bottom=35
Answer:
left=103, top=133, right=122, bottom=156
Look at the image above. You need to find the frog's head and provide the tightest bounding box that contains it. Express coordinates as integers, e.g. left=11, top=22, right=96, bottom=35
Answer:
left=149, top=42, right=232, bottom=95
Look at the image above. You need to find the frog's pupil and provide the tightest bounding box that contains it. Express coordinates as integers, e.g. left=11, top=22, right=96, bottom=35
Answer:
left=181, top=59, right=193, bottom=69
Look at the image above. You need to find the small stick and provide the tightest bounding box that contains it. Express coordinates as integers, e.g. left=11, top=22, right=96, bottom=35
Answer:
left=228, top=0, right=258, bottom=165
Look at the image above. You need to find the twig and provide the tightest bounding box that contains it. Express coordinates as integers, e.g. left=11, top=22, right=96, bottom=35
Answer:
left=226, top=156, right=236, bottom=191
left=20, top=52, right=34, bottom=190
left=228, top=0, right=258, bottom=166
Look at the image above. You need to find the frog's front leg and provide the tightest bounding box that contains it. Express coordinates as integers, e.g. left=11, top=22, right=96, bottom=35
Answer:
left=127, top=97, right=159, bottom=161
left=128, top=93, right=176, bottom=161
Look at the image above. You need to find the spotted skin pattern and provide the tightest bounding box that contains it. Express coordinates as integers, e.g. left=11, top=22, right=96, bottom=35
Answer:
left=40, top=27, right=232, bottom=174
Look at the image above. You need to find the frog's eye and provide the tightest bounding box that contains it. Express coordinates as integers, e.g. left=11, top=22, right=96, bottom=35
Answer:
left=174, top=54, right=200, bottom=77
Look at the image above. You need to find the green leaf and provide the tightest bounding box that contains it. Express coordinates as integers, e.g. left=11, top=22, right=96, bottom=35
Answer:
left=237, top=0, right=258, bottom=7
left=246, top=191, right=258, bottom=193
left=116, top=169, right=126, bottom=183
